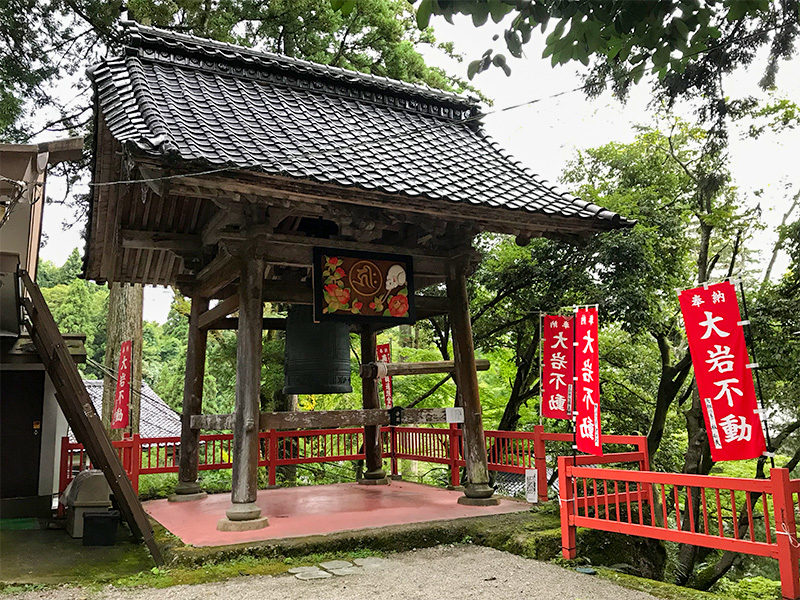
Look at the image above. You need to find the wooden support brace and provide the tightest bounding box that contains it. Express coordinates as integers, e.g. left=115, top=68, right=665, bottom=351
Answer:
left=198, top=294, right=239, bottom=330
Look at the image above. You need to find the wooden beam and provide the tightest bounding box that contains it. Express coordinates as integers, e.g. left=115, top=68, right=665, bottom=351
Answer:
left=193, top=249, right=239, bottom=298
left=170, top=170, right=619, bottom=237
left=260, top=281, right=449, bottom=315
left=213, top=234, right=455, bottom=282
left=120, top=229, right=202, bottom=255
left=191, top=407, right=460, bottom=431
left=198, top=294, right=240, bottom=330
left=205, top=317, right=286, bottom=331
left=360, top=359, right=490, bottom=379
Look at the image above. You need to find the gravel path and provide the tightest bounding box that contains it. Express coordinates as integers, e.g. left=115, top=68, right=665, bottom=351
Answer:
left=8, top=546, right=660, bottom=600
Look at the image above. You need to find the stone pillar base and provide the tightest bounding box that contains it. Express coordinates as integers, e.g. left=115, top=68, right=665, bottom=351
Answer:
left=364, top=468, right=386, bottom=480
left=217, top=516, right=269, bottom=531
left=446, top=485, right=465, bottom=491
left=457, top=496, right=500, bottom=507
left=168, top=491, right=207, bottom=503
left=358, top=477, right=390, bottom=486
left=226, top=501, right=262, bottom=521
left=463, top=482, right=494, bottom=499
left=390, top=474, right=403, bottom=481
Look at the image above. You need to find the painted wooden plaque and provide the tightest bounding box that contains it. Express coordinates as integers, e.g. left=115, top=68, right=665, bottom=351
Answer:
left=313, top=247, right=415, bottom=324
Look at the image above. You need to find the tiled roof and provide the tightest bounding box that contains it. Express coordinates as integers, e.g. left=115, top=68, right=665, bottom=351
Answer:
left=90, top=22, right=633, bottom=230
left=71, top=380, right=181, bottom=442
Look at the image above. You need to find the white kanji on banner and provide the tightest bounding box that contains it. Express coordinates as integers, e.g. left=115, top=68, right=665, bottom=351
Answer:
left=679, top=281, right=766, bottom=461
left=575, top=307, right=601, bottom=455
left=541, top=315, right=573, bottom=420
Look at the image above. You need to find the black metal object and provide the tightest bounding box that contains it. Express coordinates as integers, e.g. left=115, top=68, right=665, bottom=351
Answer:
left=82, top=510, right=120, bottom=546
left=389, top=406, right=404, bottom=426
left=283, top=304, right=352, bottom=395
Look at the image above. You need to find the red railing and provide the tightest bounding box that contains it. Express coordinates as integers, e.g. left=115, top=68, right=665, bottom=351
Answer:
left=60, top=425, right=648, bottom=503
left=559, top=455, right=800, bottom=599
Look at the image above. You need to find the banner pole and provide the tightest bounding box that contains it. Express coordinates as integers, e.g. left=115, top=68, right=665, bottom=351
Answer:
left=737, top=281, right=775, bottom=468
left=572, top=307, right=577, bottom=463
left=539, top=311, right=543, bottom=427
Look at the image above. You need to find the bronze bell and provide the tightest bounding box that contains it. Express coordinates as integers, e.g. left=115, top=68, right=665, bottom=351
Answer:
left=283, top=305, right=352, bottom=395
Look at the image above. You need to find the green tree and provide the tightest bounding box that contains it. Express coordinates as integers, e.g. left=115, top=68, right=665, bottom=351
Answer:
left=39, top=252, right=109, bottom=378
left=414, top=0, right=798, bottom=142
left=2, top=0, right=472, bottom=140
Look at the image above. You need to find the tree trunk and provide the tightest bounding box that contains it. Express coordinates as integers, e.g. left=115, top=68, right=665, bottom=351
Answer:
left=101, top=282, right=143, bottom=441
left=497, top=329, right=540, bottom=432
left=674, top=387, right=714, bottom=585
left=646, top=334, right=693, bottom=459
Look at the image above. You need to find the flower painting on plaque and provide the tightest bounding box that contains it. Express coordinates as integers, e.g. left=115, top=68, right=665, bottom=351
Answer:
left=313, top=247, right=415, bottom=324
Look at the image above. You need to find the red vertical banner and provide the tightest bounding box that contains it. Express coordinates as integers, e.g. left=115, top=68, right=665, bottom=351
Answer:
left=575, top=307, right=601, bottom=455
left=376, top=342, right=393, bottom=409
left=678, top=281, right=766, bottom=461
left=541, top=315, right=574, bottom=419
left=111, top=340, right=132, bottom=429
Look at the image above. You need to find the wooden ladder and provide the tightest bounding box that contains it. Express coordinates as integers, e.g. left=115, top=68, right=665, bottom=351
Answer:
left=18, top=270, right=164, bottom=565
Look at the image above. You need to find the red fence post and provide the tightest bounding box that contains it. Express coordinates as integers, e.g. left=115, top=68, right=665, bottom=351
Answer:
left=59, top=436, right=70, bottom=494
left=449, top=424, right=460, bottom=488
left=635, top=435, right=654, bottom=514
left=771, top=468, right=800, bottom=600
left=268, top=429, right=278, bottom=487
left=559, top=455, right=577, bottom=559
left=130, top=434, right=141, bottom=495
left=58, top=436, right=70, bottom=517
left=533, top=425, right=548, bottom=502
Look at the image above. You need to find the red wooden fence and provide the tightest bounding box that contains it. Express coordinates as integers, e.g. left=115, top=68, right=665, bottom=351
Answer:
left=558, top=455, right=800, bottom=599
left=60, top=425, right=648, bottom=502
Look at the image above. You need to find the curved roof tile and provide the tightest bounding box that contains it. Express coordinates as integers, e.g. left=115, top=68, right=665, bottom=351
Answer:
left=91, top=22, right=634, bottom=230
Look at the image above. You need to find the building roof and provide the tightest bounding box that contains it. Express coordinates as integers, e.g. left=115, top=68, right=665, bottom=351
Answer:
left=71, top=380, right=181, bottom=442
left=89, top=22, right=632, bottom=231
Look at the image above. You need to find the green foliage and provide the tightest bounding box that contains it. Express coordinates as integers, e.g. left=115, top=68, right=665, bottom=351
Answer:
left=414, top=0, right=797, bottom=94
left=2, top=0, right=473, bottom=141
left=38, top=250, right=108, bottom=378
left=713, top=576, right=781, bottom=600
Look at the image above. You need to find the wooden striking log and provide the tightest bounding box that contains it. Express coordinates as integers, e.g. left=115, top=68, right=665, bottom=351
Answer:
left=190, top=407, right=460, bottom=431
left=360, top=359, right=490, bottom=379
left=447, top=258, right=494, bottom=500
left=176, top=296, right=208, bottom=496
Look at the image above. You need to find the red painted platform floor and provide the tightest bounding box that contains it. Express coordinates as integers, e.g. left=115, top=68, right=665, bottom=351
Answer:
left=144, top=481, right=529, bottom=547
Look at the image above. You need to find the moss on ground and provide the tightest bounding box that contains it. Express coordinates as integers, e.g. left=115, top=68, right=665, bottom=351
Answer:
left=595, top=568, right=736, bottom=600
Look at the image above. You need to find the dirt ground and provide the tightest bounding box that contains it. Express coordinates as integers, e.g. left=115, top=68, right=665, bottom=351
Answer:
left=6, top=545, right=661, bottom=600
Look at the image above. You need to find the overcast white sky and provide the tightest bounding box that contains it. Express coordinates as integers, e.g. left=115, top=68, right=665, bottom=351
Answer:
left=37, top=14, right=800, bottom=323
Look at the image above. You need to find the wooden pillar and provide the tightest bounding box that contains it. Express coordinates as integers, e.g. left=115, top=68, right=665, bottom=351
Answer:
left=360, top=325, right=387, bottom=482
left=220, top=254, right=269, bottom=530
left=172, top=295, right=209, bottom=500
left=446, top=259, right=496, bottom=503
